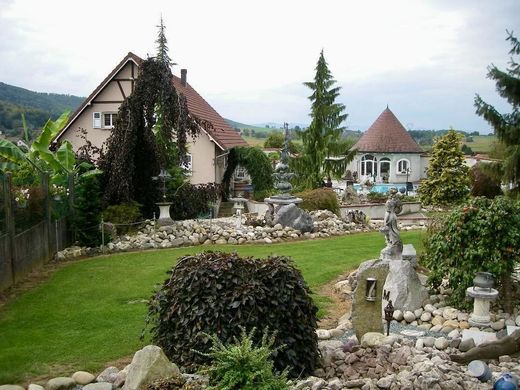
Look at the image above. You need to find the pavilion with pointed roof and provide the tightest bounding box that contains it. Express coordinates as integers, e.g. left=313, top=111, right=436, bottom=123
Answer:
left=347, top=107, right=427, bottom=184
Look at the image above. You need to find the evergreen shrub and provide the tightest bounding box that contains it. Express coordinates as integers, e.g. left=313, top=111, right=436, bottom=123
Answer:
left=146, top=251, right=319, bottom=378
left=423, top=196, right=520, bottom=310
left=102, top=201, right=142, bottom=234
left=470, top=164, right=503, bottom=198
left=74, top=170, right=103, bottom=247
left=295, top=187, right=339, bottom=214
left=198, top=328, right=289, bottom=390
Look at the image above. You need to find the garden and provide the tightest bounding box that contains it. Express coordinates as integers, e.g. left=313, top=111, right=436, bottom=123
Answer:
left=0, top=27, right=520, bottom=390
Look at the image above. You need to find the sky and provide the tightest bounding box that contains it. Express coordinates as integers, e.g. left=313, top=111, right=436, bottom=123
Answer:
left=1, top=0, right=519, bottom=133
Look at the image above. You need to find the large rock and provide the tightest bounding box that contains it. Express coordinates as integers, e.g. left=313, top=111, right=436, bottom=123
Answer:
left=384, top=260, right=428, bottom=311
left=273, top=203, right=313, bottom=233
left=351, top=259, right=389, bottom=341
left=46, top=377, right=76, bottom=390
left=123, top=345, right=180, bottom=390
left=96, top=366, right=119, bottom=383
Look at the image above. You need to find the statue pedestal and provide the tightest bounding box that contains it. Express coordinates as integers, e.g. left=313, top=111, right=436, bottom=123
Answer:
left=156, top=202, right=174, bottom=226
left=467, top=287, right=499, bottom=328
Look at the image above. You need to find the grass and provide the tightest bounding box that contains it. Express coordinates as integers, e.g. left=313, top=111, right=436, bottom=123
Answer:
left=0, top=231, right=424, bottom=384
left=463, top=135, right=496, bottom=154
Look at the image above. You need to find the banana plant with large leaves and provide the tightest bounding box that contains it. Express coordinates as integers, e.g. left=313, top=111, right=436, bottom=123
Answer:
left=0, top=112, right=76, bottom=182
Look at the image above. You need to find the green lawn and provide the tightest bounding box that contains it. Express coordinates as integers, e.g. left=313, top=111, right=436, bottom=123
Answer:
left=0, top=231, right=424, bottom=384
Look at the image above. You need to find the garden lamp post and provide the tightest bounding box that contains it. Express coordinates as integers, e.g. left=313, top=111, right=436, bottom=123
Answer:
left=384, top=299, right=394, bottom=336
left=152, top=169, right=174, bottom=225
left=405, top=168, right=411, bottom=195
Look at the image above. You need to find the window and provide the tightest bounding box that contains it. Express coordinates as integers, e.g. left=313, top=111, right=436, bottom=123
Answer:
left=182, top=153, right=192, bottom=175
left=103, top=113, right=117, bottom=129
left=93, top=112, right=101, bottom=128
left=397, top=159, right=410, bottom=174
left=379, top=157, right=391, bottom=177
left=360, top=154, right=377, bottom=176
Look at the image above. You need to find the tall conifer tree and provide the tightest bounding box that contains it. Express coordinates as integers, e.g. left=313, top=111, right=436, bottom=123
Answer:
left=475, top=31, right=520, bottom=193
left=293, top=50, right=354, bottom=189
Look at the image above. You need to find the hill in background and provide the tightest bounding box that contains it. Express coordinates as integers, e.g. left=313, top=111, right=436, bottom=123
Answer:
left=0, top=82, right=83, bottom=140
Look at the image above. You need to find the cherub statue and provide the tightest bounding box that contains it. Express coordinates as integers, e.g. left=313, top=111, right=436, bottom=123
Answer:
left=379, top=189, right=403, bottom=260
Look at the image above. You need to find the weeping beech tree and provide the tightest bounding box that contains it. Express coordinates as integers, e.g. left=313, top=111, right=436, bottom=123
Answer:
left=99, top=58, right=201, bottom=216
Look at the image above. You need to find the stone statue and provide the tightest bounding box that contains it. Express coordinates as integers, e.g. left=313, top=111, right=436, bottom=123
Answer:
left=450, top=329, right=520, bottom=363
left=379, top=189, right=403, bottom=260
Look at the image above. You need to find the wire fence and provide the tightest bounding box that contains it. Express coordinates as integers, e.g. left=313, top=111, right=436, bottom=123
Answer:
left=0, top=172, right=74, bottom=293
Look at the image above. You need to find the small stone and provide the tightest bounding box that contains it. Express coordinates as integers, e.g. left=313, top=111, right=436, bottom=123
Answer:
left=403, top=311, right=416, bottom=323
left=429, top=324, right=442, bottom=332
left=417, top=323, right=432, bottom=331
left=414, top=308, right=424, bottom=318
left=316, top=329, right=331, bottom=340
left=361, top=332, right=386, bottom=348
left=431, top=316, right=445, bottom=326
left=434, top=337, right=449, bottom=350
left=376, top=375, right=394, bottom=389
left=515, top=315, right=520, bottom=326
left=83, top=384, right=112, bottom=390
left=415, top=339, right=424, bottom=349
left=424, top=304, right=436, bottom=313
left=328, top=378, right=343, bottom=390
left=420, top=312, right=432, bottom=322
left=72, top=371, right=95, bottom=385
left=448, top=329, right=460, bottom=339
left=443, top=319, right=459, bottom=328
left=457, top=312, right=469, bottom=322
left=499, top=355, right=512, bottom=363
left=393, top=310, right=404, bottom=321
left=443, top=307, right=459, bottom=320
left=46, top=377, right=76, bottom=390
left=459, top=321, right=470, bottom=329
left=28, top=385, right=44, bottom=390
left=97, top=367, right=119, bottom=383
left=491, top=319, right=505, bottom=331
left=450, top=338, right=461, bottom=349
left=458, top=338, right=476, bottom=352
left=0, top=386, right=25, bottom=390
left=440, top=326, right=455, bottom=334
left=423, top=337, right=435, bottom=347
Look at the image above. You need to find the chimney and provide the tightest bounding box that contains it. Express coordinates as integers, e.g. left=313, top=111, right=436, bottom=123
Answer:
left=181, top=69, right=187, bottom=86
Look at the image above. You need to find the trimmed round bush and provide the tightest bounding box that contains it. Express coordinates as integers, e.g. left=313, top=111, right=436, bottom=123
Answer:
left=295, top=187, right=340, bottom=215
left=146, top=251, right=319, bottom=378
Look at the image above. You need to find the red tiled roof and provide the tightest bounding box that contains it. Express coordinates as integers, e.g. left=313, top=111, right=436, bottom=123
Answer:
left=353, top=108, right=423, bottom=153
left=171, top=75, right=247, bottom=150
left=56, top=52, right=246, bottom=150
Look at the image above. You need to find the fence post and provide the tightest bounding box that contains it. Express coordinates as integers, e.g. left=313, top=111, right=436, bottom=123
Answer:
left=4, top=173, right=16, bottom=284
left=42, top=173, right=52, bottom=261
left=68, top=174, right=75, bottom=243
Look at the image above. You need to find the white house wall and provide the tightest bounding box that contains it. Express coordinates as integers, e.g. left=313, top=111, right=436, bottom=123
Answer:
left=187, top=131, right=217, bottom=184
left=347, top=153, right=427, bottom=183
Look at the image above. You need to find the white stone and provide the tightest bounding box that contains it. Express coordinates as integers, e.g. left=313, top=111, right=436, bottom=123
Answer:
left=422, top=337, right=435, bottom=347
left=414, top=308, right=424, bottom=318
left=28, top=385, right=44, bottom=390
left=46, top=378, right=76, bottom=390
left=434, top=337, right=449, bottom=350
left=443, top=307, right=459, bottom=320
left=360, top=332, right=386, bottom=348
left=123, top=345, right=180, bottom=390
left=393, top=310, right=404, bottom=321
left=403, top=311, right=416, bottom=323
left=420, top=312, right=432, bottom=322
left=316, top=329, right=331, bottom=340
left=97, top=366, right=120, bottom=383
left=72, top=371, right=95, bottom=385
left=424, top=304, right=436, bottom=313
left=447, top=329, right=460, bottom=339
left=461, top=329, right=497, bottom=346
left=515, top=315, right=520, bottom=326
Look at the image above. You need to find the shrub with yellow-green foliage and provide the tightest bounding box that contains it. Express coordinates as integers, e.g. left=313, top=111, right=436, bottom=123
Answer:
left=295, top=187, right=339, bottom=215
left=419, top=130, right=470, bottom=206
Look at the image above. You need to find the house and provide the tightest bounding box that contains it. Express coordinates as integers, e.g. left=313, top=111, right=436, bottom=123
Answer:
left=347, top=107, right=428, bottom=184
left=54, top=52, right=247, bottom=184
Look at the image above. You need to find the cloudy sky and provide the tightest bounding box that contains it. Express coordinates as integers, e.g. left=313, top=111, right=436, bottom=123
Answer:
left=1, top=0, right=519, bottom=133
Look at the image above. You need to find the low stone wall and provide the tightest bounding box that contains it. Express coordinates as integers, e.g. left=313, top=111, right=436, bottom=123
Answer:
left=340, top=201, right=422, bottom=219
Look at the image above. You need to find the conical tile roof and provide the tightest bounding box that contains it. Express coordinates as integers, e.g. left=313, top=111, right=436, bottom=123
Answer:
left=353, top=108, right=423, bottom=153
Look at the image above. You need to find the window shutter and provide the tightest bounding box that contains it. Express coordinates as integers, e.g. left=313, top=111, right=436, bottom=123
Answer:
left=93, top=112, right=101, bottom=128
